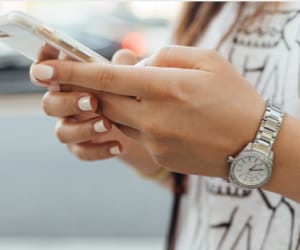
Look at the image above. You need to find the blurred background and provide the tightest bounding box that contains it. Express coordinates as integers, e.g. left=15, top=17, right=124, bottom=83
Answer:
left=0, top=1, right=181, bottom=249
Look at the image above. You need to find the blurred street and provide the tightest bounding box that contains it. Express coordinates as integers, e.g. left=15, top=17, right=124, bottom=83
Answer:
left=0, top=1, right=178, bottom=249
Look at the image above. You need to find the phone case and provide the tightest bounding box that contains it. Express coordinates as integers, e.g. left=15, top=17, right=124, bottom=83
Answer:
left=0, top=11, right=107, bottom=63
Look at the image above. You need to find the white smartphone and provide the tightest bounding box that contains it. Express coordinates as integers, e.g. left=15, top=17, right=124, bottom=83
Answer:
left=0, top=11, right=109, bottom=63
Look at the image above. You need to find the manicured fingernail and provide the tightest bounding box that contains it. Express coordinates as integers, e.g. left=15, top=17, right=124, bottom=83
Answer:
left=58, top=51, right=66, bottom=60
left=110, top=146, right=121, bottom=155
left=30, top=74, right=49, bottom=87
left=93, top=120, right=107, bottom=133
left=135, top=57, right=150, bottom=67
left=78, top=96, right=92, bottom=111
left=31, top=64, right=54, bottom=80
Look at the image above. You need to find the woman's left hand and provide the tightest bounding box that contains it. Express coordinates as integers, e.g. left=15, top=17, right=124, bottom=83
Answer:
left=30, top=46, right=265, bottom=178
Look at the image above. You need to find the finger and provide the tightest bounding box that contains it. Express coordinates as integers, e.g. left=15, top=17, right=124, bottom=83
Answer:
left=149, top=46, right=223, bottom=71
left=30, top=60, right=199, bottom=98
left=42, top=91, right=98, bottom=117
left=58, top=51, right=76, bottom=61
left=30, top=73, right=49, bottom=88
left=97, top=92, right=141, bottom=129
left=70, top=112, right=99, bottom=122
left=112, top=49, right=138, bottom=65
left=36, top=43, right=60, bottom=62
left=116, top=124, right=141, bottom=141
left=32, top=45, right=75, bottom=88
left=68, top=141, right=122, bottom=161
left=31, top=44, right=60, bottom=87
left=55, top=117, right=112, bottom=144
left=37, top=43, right=82, bottom=62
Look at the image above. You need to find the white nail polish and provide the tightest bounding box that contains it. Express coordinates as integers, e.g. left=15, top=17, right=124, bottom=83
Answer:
left=30, top=75, right=49, bottom=87
left=110, top=146, right=121, bottom=155
left=58, top=51, right=66, bottom=60
left=93, top=120, right=107, bottom=133
left=135, top=57, right=150, bottom=67
left=78, top=96, right=92, bottom=111
left=31, top=64, right=54, bottom=80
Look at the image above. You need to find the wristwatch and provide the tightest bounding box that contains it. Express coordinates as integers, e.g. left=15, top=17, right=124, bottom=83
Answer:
left=228, top=100, right=284, bottom=189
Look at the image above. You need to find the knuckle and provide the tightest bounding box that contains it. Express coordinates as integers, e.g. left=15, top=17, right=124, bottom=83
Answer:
left=153, top=45, right=176, bottom=65
left=95, top=66, right=115, bottom=90
left=193, top=50, right=220, bottom=71
left=157, top=45, right=176, bottom=57
left=201, top=49, right=220, bottom=61
left=164, top=81, right=187, bottom=102
left=62, top=62, right=75, bottom=83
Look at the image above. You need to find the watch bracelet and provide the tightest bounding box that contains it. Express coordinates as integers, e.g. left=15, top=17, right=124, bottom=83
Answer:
left=252, top=100, right=284, bottom=156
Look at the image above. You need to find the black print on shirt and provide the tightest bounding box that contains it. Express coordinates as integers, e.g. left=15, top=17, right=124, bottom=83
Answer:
left=191, top=9, right=300, bottom=250
left=197, top=180, right=297, bottom=250
left=227, top=9, right=300, bottom=106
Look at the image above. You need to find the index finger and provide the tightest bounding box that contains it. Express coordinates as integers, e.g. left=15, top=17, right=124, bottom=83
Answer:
left=30, top=60, right=176, bottom=97
left=37, top=44, right=60, bottom=62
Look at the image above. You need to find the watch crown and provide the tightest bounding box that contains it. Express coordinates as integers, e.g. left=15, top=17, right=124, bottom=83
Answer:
left=227, top=156, right=235, bottom=163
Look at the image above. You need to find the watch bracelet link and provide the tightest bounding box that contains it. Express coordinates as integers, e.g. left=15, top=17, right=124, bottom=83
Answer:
left=251, top=100, right=284, bottom=157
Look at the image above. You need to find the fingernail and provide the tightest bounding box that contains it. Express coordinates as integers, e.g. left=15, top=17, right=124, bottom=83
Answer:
left=93, top=120, right=107, bottom=133
left=110, top=145, right=121, bottom=155
left=135, top=57, right=150, bottom=67
left=58, top=51, right=66, bottom=60
left=30, top=64, right=54, bottom=80
left=78, top=96, right=92, bottom=111
left=30, top=75, right=49, bottom=87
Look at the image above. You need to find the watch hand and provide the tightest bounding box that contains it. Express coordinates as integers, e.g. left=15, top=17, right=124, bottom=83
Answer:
left=251, top=169, right=264, bottom=172
left=249, top=165, right=259, bottom=171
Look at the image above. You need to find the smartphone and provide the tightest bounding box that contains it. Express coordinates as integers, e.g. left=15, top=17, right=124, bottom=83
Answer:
left=0, top=11, right=109, bottom=63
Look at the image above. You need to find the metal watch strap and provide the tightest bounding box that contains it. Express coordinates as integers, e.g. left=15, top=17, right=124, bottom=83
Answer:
left=251, top=100, right=284, bottom=157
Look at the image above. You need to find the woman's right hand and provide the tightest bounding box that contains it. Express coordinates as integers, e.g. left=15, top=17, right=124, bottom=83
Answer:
left=36, top=49, right=137, bottom=160
left=31, top=49, right=173, bottom=186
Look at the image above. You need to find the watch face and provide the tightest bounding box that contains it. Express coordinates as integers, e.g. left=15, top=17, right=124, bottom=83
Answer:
left=230, top=154, right=271, bottom=189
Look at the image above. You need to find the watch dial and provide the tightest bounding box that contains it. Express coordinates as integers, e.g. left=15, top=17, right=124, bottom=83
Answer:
left=232, top=156, right=270, bottom=187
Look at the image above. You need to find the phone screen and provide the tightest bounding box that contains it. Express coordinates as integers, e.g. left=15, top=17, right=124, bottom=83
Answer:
left=0, top=12, right=108, bottom=63
left=0, top=25, right=46, bottom=61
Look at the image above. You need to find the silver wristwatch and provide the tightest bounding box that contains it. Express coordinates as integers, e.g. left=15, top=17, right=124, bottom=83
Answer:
left=228, top=100, right=284, bottom=189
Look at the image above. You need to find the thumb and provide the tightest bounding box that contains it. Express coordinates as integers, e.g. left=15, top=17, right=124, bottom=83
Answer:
left=112, top=49, right=138, bottom=65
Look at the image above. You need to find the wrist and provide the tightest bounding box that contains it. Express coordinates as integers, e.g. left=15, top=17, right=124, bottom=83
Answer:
left=227, top=99, right=284, bottom=189
left=229, top=97, right=266, bottom=157
left=262, top=114, right=297, bottom=196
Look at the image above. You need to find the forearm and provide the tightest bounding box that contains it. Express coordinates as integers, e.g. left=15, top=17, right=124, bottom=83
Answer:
left=118, top=141, right=174, bottom=191
left=263, top=113, right=300, bottom=202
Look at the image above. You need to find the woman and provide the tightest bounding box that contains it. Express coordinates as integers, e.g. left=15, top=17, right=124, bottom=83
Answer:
left=30, top=2, right=300, bottom=249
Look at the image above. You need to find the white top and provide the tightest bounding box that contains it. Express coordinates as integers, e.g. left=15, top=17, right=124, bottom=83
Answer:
left=176, top=3, right=300, bottom=250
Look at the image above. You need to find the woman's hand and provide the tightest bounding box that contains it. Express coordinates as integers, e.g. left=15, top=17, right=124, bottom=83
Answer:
left=33, top=49, right=139, bottom=160
left=32, top=49, right=173, bottom=186
left=30, top=46, right=265, bottom=178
